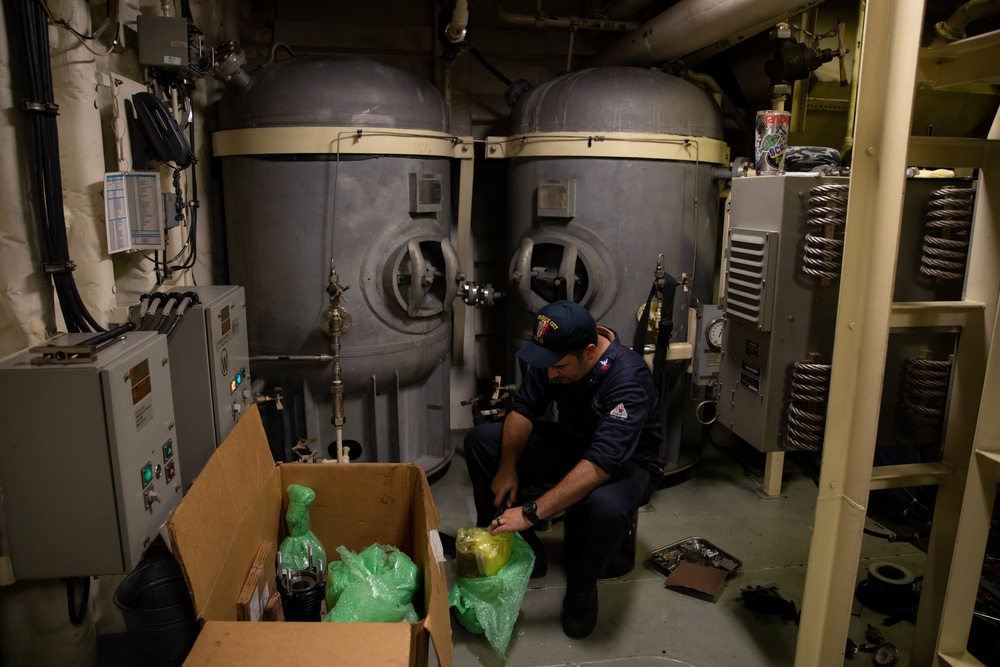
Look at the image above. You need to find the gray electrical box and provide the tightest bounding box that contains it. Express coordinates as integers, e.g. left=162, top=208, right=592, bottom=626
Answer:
left=159, top=285, right=251, bottom=488
left=717, top=174, right=847, bottom=452
left=137, top=15, right=189, bottom=69
left=0, top=332, right=183, bottom=578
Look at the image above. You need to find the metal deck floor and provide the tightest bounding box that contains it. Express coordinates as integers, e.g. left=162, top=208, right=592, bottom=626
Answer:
left=429, top=426, right=924, bottom=667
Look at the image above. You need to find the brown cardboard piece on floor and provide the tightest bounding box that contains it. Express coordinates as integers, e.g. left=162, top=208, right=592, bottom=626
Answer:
left=664, top=560, right=729, bottom=597
left=167, top=405, right=451, bottom=667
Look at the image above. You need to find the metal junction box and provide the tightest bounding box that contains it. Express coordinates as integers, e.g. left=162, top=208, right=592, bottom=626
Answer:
left=0, top=332, right=182, bottom=578
left=717, top=174, right=847, bottom=452
left=162, top=285, right=251, bottom=488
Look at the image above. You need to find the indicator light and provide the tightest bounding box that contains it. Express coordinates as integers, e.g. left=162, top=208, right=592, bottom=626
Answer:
left=141, top=463, right=153, bottom=487
left=163, top=440, right=173, bottom=461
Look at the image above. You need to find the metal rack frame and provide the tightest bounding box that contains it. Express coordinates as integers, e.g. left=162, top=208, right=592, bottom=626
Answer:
left=794, top=2, right=1000, bottom=664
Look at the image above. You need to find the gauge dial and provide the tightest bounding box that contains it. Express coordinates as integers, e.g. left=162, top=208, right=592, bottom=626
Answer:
left=705, top=317, right=725, bottom=350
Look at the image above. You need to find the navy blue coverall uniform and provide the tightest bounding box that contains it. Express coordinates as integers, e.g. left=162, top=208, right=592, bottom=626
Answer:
left=465, top=327, right=664, bottom=590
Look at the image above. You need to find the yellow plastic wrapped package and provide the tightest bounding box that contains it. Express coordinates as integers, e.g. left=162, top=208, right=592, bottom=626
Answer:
left=455, top=527, right=512, bottom=578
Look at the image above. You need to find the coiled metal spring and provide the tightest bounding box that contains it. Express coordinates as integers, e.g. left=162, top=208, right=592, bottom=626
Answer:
left=919, top=186, right=975, bottom=281
left=786, top=360, right=832, bottom=451
left=803, top=183, right=849, bottom=281
left=899, top=354, right=952, bottom=445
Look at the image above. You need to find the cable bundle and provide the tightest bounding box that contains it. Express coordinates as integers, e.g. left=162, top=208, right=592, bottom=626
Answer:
left=15, top=0, right=104, bottom=332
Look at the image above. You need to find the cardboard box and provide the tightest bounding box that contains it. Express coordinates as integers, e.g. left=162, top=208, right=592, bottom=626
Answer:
left=167, top=406, right=451, bottom=666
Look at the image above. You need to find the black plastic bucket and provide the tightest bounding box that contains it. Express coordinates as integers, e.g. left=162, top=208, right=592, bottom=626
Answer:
left=114, top=559, right=200, bottom=667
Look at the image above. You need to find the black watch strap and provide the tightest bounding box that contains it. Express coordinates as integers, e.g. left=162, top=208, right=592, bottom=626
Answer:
left=522, top=500, right=540, bottom=525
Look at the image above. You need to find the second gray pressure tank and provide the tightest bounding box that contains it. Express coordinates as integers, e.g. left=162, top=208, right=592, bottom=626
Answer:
left=505, top=66, right=725, bottom=472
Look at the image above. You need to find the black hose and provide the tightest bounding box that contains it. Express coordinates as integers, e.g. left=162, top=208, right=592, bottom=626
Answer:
left=79, top=321, right=136, bottom=347
left=468, top=46, right=514, bottom=86
left=63, top=576, right=90, bottom=625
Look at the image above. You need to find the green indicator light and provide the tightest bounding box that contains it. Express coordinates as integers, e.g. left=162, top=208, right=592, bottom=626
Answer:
left=141, top=464, right=153, bottom=487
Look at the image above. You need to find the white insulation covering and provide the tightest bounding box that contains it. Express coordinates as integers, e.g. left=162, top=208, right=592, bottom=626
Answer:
left=49, top=0, right=117, bottom=327
left=591, top=0, right=828, bottom=67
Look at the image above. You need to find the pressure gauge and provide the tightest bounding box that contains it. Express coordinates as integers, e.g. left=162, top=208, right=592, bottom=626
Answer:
left=705, top=317, right=725, bottom=350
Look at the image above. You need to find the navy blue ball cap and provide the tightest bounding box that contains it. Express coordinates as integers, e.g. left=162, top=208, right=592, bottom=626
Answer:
left=516, top=300, right=597, bottom=368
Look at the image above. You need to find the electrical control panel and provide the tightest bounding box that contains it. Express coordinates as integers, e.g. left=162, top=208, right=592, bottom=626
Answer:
left=716, top=174, right=969, bottom=454
left=162, top=285, right=251, bottom=487
left=717, top=174, right=847, bottom=452
left=0, top=332, right=182, bottom=578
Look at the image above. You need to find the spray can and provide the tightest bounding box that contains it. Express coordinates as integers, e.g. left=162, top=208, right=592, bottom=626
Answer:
left=755, top=110, right=791, bottom=174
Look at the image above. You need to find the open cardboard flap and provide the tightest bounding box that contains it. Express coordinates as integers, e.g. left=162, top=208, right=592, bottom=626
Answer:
left=167, top=406, right=452, bottom=667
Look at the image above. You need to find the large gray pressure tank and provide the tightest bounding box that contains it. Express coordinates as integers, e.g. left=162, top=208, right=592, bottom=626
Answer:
left=506, top=67, right=725, bottom=473
left=218, top=56, right=456, bottom=470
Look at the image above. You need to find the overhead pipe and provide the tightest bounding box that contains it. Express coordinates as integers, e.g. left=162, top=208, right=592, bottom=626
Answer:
left=932, top=0, right=1000, bottom=44
left=496, top=0, right=638, bottom=32
left=682, top=69, right=753, bottom=137
left=590, top=0, right=827, bottom=67
left=446, top=0, right=470, bottom=43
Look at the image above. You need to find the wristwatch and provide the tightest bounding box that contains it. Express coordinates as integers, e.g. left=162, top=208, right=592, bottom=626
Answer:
left=521, top=500, right=540, bottom=525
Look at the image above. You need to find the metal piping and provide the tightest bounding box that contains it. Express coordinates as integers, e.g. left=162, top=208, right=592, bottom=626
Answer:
left=591, top=0, right=827, bottom=67
left=446, top=0, right=470, bottom=43
left=682, top=69, right=753, bottom=136
left=933, top=0, right=1000, bottom=43
left=325, top=264, right=349, bottom=463
left=496, top=0, right=638, bottom=32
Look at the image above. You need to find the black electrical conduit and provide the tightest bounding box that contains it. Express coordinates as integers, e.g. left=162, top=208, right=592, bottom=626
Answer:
left=15, top=0, right=104, bottom=333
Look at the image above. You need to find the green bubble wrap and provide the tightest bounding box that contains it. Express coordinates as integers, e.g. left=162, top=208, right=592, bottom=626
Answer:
left=278, top=484, right=327, bottom=572
left=323, top=543, right=420, bottom=623
left=448, top=531, right=535, bottom=656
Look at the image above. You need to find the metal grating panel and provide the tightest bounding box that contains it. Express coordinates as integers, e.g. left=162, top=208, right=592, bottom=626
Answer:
left=725, top=229, right=777, bottom=331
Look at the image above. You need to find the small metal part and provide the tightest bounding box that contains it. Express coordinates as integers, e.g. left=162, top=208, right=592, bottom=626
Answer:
left=460, top=281, right=498, bottom=307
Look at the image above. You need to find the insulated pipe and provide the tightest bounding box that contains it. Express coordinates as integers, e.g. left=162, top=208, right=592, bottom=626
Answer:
left=683, top=69, right=753, bottom=136
left=445, top=0, right=470, bottom=43
left=933, top=0, right=1000, bottom=43
left=590, top=0, right=827, bottom=67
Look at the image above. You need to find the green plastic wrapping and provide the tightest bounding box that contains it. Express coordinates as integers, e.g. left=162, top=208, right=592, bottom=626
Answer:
left=278, top=484, right=327, bottom=572
left=323, top=543, right=420, bottom=623
left=448, top=531, right=535, bottom=656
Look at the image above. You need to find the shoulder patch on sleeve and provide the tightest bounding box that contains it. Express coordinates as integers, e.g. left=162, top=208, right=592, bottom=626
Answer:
left=610, top=402, right=628, bottom=421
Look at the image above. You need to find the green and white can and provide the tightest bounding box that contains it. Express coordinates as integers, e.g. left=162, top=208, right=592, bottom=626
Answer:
left=755, top=110, right=791, bottom=174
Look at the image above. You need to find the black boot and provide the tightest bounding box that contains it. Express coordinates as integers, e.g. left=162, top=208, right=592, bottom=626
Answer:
left=561, top=585, right=598, bottom=638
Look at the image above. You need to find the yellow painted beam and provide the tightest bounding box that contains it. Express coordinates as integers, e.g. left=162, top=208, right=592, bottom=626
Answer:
left=485, top=131, right=729, bottom=164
